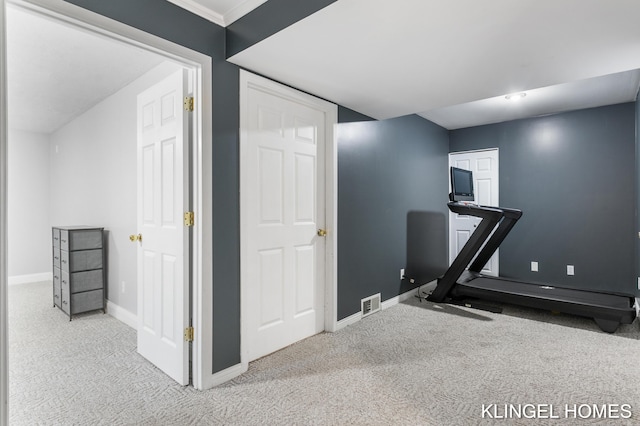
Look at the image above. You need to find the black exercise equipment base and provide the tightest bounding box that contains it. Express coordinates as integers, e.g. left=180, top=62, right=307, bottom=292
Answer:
left=428, top=202, right=637, bottom=333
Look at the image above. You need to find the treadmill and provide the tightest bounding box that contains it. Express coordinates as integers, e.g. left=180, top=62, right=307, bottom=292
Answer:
left=427, top=168, right=637, bottom=333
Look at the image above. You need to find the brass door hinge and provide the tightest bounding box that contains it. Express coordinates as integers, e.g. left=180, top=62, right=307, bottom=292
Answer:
left=184, top=96, right=194, bottom=112
left=184, top=211, right=195, bottom=227
left=184, top=326, right=194, bottom=342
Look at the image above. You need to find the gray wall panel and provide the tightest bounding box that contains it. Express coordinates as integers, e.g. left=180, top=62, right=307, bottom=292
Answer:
left=337, top=115, right=449, bottom=320
left=338, top=106, right=375, bottom=123
left=450, top=103, right=637, bottom=296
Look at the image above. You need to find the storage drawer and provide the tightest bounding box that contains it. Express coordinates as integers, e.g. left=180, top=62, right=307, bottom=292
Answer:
left=53, top=267, right=61, bottom=308
left=61, top=229, right=103, bottom=251
left=61, top=249, right=103, bottom=272
left=52, top=228, right=60, bottom=248
left=60, top=283, right=70, bottom=315
left=53, top=248, right=61, bottom=269
left=66, top=269, right=103, bottom=293
left=71, top=289, right=104, bottom=315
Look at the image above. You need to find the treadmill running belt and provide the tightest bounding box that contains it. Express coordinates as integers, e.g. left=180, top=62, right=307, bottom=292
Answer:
left=462, top=277, right=633, bottom=310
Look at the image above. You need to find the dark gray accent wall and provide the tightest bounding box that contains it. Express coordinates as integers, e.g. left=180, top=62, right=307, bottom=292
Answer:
left=226, top=0, right=337, bottom=57
left=338, top=106, right=375, bottom=123
left=450, top=103, right=637, bottom=296
left=337, top=115, right=449, bottom=320
left=64, top=0, right=241, bottom=373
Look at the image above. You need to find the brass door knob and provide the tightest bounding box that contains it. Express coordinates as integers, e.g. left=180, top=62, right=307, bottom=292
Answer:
left=317, top=229, right=327, bottom=237
left=129, top=234, right=142, bottom=242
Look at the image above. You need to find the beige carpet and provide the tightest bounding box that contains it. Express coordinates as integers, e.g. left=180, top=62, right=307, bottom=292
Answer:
left=9, top=281, right=640, bottom=425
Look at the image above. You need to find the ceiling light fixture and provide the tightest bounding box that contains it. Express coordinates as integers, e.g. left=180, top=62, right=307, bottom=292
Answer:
left=505, top=92, right=527, bottom=100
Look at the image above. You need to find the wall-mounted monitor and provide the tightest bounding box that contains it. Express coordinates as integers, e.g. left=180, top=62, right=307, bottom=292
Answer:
left=450, top=167, right=474, bottom=202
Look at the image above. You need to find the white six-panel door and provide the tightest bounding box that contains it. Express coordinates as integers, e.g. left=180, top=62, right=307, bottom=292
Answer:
left=241, top=73, right=328, bottom=362
left=449, top=149, right=499, bottom=276
left=136, top=69, right=190, bottom=385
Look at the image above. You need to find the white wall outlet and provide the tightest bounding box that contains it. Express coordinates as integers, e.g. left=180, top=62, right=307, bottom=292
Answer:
left=637, top=277, right=640, bottom=290
left=121, top=281, right=126, bottom=292
left=531, top=261, right=538, bottom=272
left=567, top=265, right=575, bottom=276
left=400, top=268, right=405, bottom=280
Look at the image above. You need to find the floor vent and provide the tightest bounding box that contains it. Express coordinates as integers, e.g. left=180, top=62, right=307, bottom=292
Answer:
left=361, top=293, right=381, bottom=317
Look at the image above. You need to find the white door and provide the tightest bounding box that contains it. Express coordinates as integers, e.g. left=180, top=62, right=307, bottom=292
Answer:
left=449, top=149, right=499, bottom=276
left=136, top=69, right=190, bottom=385
left=242, top=75, right=326, bottom=362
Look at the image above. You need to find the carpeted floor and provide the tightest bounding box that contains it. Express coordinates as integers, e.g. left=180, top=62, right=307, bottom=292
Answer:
left=9, top=281, right=640, bottom=425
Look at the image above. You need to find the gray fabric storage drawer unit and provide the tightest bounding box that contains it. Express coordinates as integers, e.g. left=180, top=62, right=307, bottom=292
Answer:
left=52, top=226, right=105, bottom=320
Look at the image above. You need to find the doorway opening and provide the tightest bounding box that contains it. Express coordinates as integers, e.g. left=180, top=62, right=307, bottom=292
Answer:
left=2, top=2, right=213, bottom=422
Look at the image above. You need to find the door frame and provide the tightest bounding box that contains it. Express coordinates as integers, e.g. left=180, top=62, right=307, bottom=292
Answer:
left=0, top=0, right=8, bottom=422
left=448, top=148, right=500, bottom=273
left=1, top=0, right=215, bottom=403
left=239, top=70, right=338, bottom=369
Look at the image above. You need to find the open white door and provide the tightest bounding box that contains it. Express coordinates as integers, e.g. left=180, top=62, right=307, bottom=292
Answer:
left=136, top=69, right=190, bottom=385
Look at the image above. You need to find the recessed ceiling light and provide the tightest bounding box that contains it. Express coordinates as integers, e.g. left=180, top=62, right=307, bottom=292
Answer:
left=505, top=92, right=527, bottom=100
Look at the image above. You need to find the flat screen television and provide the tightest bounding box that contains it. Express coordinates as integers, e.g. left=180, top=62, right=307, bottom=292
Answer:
left=450, top=167, right=474, bottom=202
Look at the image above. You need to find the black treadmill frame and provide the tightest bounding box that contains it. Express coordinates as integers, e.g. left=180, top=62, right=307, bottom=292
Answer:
left=428, top=202, right=636, bottom=332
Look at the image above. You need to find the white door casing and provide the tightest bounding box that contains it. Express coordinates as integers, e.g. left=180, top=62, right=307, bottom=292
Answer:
left=136, top=69, right=190, bottom=385
left=5, top=0, right=216, bottom=392
left=449, top=149, right=499, bottom=276
left=240, top=71, right=338, bottom=362
left=0, top=0, right=8, bottom=422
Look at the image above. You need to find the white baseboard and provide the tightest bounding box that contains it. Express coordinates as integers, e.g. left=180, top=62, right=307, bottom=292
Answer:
left=335, top=311, right=361, bottom=331
left=334, top=282, right=435, bottom=332
left=199, top=362, right=248, bottom=390
left=8, top=272, right=52, bottom=285
left=106, top=300, right=137, bottom=329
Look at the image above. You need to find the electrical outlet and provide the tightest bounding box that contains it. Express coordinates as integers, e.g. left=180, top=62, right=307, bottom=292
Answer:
left=400, top=268, right=405, bottom=280
left=567, top=265, right=574, bottom=276
left=637, top=277, right=640, bottom=290
left=121, top=281, right=126, bottom=293
left=531, top=261, right=538, bottom=272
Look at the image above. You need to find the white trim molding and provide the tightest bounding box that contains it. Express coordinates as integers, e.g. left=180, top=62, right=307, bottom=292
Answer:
left=8, top=272, right=52, bottom=286
left=166, top=0, right=225, bottom=26
left=201, top=362, right=248, bottom=389
left=167, top=0, right=268, bottom=26
left=1, top=0, right=9, bottom=422
left=106, top=301, right=137, bottom=330
left=334, top=285, right=432, bottom=331
left=223, top=0, right=268, bottom=25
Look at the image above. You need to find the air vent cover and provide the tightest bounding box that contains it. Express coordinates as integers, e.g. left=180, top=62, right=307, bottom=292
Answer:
left=361, top=293, right=381, bottom=317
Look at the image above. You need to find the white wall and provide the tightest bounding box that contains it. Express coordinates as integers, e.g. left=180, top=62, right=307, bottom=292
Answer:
left=49, top=61, right=183, bottom=315
left=7, top=130, right=51, bottom=281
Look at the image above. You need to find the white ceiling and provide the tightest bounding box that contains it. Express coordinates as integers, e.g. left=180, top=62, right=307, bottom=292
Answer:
left=8, top=1, right=640, bottom=133
left=6, top=6, right=165, bottom=134
left=226, top=0, right=640, bottom=129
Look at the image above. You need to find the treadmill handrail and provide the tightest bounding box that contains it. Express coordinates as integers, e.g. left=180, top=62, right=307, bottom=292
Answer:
left=428, top=203, right=503, bottom=302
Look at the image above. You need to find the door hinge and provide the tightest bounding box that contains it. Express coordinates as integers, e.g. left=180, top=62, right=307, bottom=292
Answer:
left=183, top=96, right=194, bottom=112
left=184, top=211, right=194, bottom=227
left=184, top=326, right=194, bottom=342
